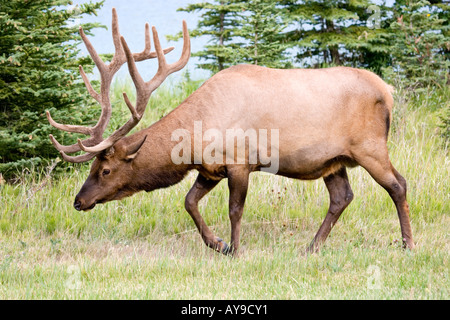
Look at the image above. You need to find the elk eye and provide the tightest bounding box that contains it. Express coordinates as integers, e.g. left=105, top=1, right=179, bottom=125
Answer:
left=102, top=169, right=111, bottom=176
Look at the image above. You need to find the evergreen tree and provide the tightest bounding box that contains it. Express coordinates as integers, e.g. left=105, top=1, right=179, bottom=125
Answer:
left=387, top=0, right=449, bottom=89
left=0, top=0, right=104, bottom=177
left=170, top=0, right=292, bottom=73
left=168, top=1, right=241, bottom=73
left=232, top=0, right=292, bottom=68
left=284, top=0, right=387, bottom=69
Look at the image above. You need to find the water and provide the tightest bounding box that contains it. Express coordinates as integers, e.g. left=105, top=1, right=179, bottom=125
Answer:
left=71, top=0, right=211, bottom=81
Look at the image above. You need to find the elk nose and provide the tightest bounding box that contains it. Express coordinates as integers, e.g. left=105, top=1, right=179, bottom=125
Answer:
left=74, top=198, right=82, bottom=211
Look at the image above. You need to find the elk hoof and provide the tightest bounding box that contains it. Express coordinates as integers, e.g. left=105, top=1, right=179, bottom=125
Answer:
left=216, top=237, right=231, bottom=255
left=402, top=238, right=415, bottom=250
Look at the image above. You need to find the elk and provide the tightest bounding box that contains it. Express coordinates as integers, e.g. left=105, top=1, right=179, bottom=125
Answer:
left=46, top=8, right=414, bottom=255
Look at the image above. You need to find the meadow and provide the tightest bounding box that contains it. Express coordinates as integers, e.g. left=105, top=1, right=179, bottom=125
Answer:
left=0, top=77, right=448, bottom=299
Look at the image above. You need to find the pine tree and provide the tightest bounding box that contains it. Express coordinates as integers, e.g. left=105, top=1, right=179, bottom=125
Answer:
left=167, top=1, right=241, bottom=73
left=0, top=0, right=104, bottom=178
left=170, top=0, right=292, bottom=73
left=232, top=0, right=292, bottom=68
left=284, top=0, right=385, bottom=68
left=387, top=0, right=449, bottom=89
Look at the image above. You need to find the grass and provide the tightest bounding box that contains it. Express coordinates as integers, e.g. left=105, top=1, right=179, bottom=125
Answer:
left=0, top=78, right=449, bottom=299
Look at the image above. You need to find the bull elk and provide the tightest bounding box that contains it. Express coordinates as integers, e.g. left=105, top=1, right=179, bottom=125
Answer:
left=46, top=8, right=414, bottom=255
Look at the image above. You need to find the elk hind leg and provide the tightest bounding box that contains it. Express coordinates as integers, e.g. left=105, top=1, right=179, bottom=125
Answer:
left=308, top=166, right=354, bottom=253
left=356, top=145, right=414, bottom=249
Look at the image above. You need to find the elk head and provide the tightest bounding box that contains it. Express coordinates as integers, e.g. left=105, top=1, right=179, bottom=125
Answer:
left=46, top=8, right=190, bottom=210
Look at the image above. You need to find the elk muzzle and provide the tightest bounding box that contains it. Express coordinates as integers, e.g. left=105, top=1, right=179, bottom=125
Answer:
left=73, top=195, right=97, bottom=211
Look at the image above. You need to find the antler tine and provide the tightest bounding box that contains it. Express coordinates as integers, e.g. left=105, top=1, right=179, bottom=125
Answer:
left=121, top=36, right=146, bottom=93
left=76, top=115, right=140, bottom=153
left=107, top=8, right=175, bottom=70
left=46, top=67, right=101, bottom=153
left=134, top=24, right=154, bottom=61
left=147, top=20, right=190, bottom=93
left=149, top=25, right=168, bottom=86
left=49, top=134, right=79, bottom=153
left=79, top=65, right=101, bottom=103
left=110, top=15, right=174, bottom=71
left=59, top=150, right=98, bottom=163
left=46, top=111, right=92, bottom=135
left=168, top=20, right=191, bottom=73
left=79, top=26, right=107, bottom=74
left=47, top=108, right=103, bottom=159
left=111, top=8, right=122, bottom=59
left=108, top=7, right=127, bottom=74
left=133, top=23, right=175, bottom=62
left=48, top=134, right=100, bottom=154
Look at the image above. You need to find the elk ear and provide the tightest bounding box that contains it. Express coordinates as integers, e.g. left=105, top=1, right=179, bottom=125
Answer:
left=104, top=147, right=115, bottom=157
left=125, top=135, right=147, bottom=161
left=97, top=146, right=115, bottom=160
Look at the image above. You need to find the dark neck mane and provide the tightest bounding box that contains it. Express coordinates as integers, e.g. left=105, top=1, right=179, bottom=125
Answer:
left=133, top=164, right=190, bottom=193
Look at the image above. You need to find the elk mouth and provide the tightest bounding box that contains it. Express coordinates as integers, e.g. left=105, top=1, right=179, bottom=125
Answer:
left=74, top=199, right=97, bottom=211
left=85, top=202, right=97, bottom=211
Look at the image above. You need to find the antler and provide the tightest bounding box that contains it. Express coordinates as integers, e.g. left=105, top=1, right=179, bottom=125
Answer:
left=77, top=20, right=190, bottom=153
left=46, top=8, right=189, bottom=162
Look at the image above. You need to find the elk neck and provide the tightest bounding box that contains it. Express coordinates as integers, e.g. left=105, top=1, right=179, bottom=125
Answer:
left=120, top=105, right=195, bottom=193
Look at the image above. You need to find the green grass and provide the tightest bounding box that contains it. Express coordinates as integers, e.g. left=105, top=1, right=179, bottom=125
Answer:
left=0, top=79, right=449, bottom=299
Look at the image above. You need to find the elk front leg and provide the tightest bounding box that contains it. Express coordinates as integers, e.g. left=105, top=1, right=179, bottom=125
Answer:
left=308, top=167, right=354, bottom=253
left=184, top=174, right=229, bottom=254
left=227, top=167, right=250, bottom=256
